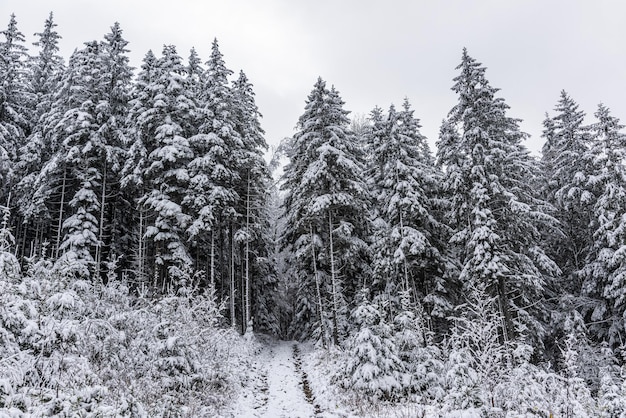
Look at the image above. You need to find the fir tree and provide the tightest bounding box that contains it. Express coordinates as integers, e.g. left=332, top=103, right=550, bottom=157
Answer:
left=120, top=50, right=158, bottom=283
left=95, top=22, right=133, bottom=277
left=54, top=41, right=108, bottom=277
left=367, top=100, right=450, bottom=327
left=437, top=49, right=558, bottom=345
left=581, top=104, right=626, bottom=345
left=232, top=69, right=277, bottom=334
left=127, top=45, right=196, bottom=287
left=541, top=91, right=593, bottom=287
left=0, top=14, right=32, bottom=197
left=185, top=38, right=243, bottom=326
left=339, top=289, right=403, bottom=399
left=13, top=12, right=64, bottom=257
left=282, top=77, right=370, bottom=344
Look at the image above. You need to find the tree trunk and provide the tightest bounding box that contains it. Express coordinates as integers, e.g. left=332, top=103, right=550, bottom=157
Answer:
left=497, top=277, right=511, bottom=344
left=311, top=224, right=327, bottom=348
left=54, top=166, right=67, bottom=259
left=244, top=170, right=251, bottom=333
left=328, top=211, right=339, bottom=346
left=95, top=161, right=107, bottom=281
left=210, top=229, right=215, bottom=289
left=230, top=223, right=236, bottom=329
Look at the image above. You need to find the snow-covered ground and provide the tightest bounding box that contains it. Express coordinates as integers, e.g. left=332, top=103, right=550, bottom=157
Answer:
left=228, top=338, right=322, bottom=418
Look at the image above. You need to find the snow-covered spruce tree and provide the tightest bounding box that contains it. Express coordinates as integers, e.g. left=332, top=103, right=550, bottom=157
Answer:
left=231, top=69, right=279, bottom=334
left=53, top=41, right=109, bottom=278
left=580, top=104, right=626, bottom=345
left=186, top=47, right=203, bottom=105
left=127, top=45, right=196, bottom=289
left=597, top=366, right=626, bottom=417
left=282, top=77, right=370, bottom=344
left=540, top=91, right=594, bottom=292
left=185, top=39, right=243, bottom=327
left=436, top=49, right=559, bottom=346
left=120, top=49, right=158, bottom=284
left=366, top=100, right=452, bottom=331
left=45, top=29, right=131, bottom=281
left=552, top=329, right=595, bottom=417
left=0, top=14, right=32, bottom=199
left=393, top=289, right=443, bottom=399
left=94, top=22, right=134, bottom=278
left=13, top=12, right=64, bottom=257
left=338, top=289, right=403, bottom=399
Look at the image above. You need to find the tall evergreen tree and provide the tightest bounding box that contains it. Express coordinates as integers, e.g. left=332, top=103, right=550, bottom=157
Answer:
left=282, top=77, right=370, bottom=344
left=13, top=12, right=64, bottom=257
left=95, top=22, right=133, bottom=276
left=121, top=49, right=158, bottom=282
left=367, top=100, right=450, bottom=325
left=0, top=14, right=32, bottom=197
left=231, top=69, right=277, bottom=333
left=185, top=39, right=242, bottom=326
left=126, top=45, right=196, bottom=287
left=541, top=91, right=594, bottom=291
left=54, top=41, right=108, bottom=276
left=580, top=104, right=626, bottom=345
left=437, top=49, right=559, bottom=345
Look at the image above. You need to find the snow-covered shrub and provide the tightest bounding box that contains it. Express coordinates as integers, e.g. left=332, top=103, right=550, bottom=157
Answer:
left=393, top=290, right=444, bottom=400
left=597, top=368, right=626, bottom=417
left=442, top=286, right=509, bottom=413
left=0, top=251, right=20, bottom=282
left=441, top=344, right=481, bottom=412
left=336, top=290, right=403, bottom=400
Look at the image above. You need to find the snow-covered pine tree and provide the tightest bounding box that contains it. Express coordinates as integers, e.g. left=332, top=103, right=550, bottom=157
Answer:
left=13, top=12, right=64, bottom=258
left=339, top=288, right=403, bottom=399
left=186, top=47, right=203, bottom=105
left=366, top=100, right=450, bottom=329
left=282, top=77, right=370, bottom=344
left=0, top=14, right=32, bottom=199
left=231, top=69, right=278, bottom=334
left=54, top=41, right=110, bottom=278
left=130, top=45, right=196, bottom=288
left=581, top=104, right=626, bottom=345
left=28, top=12, right=63, bottom=126
left=185, top=39, right=243, bottom=327
left=121, top=49, right=158, bottom=283
left=540, top=91, right=594, bottom=291
left=93, top=22, right=133, bottom=279
left=436, top=49, right=559, bottom=346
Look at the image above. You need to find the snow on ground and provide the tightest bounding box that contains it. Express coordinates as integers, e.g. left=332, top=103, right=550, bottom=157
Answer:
left=227, top=337, right=321, bottom=418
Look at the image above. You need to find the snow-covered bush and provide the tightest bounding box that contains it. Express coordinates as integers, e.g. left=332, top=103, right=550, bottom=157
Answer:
left=393, top=290, right=444, bottom=400
left=336, top=290, right=404, bottom=400
left=0, top=259, right=255, bottom=417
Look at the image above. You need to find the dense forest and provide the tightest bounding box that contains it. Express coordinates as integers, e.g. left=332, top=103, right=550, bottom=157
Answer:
left=2, top=12, right=626, bottom=417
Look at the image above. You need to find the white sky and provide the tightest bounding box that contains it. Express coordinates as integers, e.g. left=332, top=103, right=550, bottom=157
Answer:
left=2, top=0, right=625, bottom=155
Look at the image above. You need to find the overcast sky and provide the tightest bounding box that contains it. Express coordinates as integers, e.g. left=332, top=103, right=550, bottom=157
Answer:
left=2, top=0, right=625, bottom=155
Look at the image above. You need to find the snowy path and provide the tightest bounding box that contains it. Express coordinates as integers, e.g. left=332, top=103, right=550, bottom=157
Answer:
left=229, top=339, right=321, bottom=418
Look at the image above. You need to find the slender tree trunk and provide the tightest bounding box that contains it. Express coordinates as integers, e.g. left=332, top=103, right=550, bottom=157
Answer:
left=498, top=277, right=511, bottom=344
left=230, top=223, right=236, bottom=329
left=311, top=224, right=327, bottom=348
left=210, top=229, right=215, bottom=289
left=55, top=167, right=67, bottom=259
left=244, top=170, right=251, bottom=333
left=138, top=202, right=145, bottom=282
left=328, top=211, right=339, bottom=346
left=399, top=210, right=410, bottom=293
left=95, top=161, right=107, bottom=280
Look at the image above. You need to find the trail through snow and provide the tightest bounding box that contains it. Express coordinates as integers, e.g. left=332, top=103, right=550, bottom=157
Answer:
left=229, top=339, right=323, bottom=418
